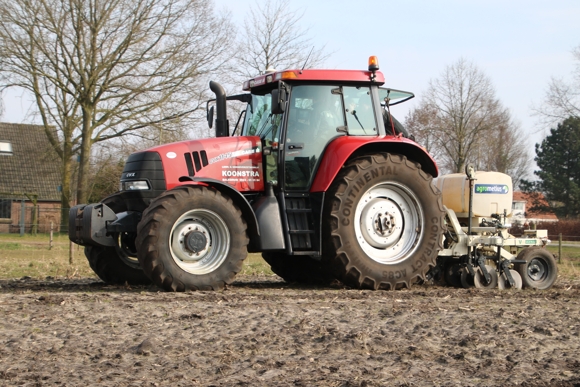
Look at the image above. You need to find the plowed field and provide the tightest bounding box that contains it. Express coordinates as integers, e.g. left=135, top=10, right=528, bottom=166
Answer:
left=1, top=276, right=579, bottom=386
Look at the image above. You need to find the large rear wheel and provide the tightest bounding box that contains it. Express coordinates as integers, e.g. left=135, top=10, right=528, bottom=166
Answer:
left=136, top=186, right=248, bottom=291
left=85, top=194, right=151, bottom=285
left=323, top=153, right=445, bottom=290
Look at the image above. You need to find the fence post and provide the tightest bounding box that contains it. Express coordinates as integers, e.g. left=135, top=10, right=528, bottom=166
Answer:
left=69, top=240, right=73, bottom=265
left=20, top=199, right=25, bottom=236
left=558, top=233, right=562, bottom=264
left=49, top=222, right=53, bottom=250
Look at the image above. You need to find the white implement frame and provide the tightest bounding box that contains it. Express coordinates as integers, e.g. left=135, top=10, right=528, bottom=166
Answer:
left=439, top=208, right=550, bottom=261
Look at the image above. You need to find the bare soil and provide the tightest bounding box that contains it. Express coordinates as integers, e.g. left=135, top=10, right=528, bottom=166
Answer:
left=1, top=276, right=580, bottom=387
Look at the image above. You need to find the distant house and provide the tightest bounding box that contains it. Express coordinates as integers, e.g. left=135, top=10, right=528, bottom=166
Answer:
left=0, top=123, right=62, bottom=233
left=511, top=191, right=558, bottom=225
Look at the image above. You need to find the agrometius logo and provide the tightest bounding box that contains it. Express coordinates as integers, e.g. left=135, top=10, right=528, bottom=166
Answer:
left=474, top=184, right=509, bottom=194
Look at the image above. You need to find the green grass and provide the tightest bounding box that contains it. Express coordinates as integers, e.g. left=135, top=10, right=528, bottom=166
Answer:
left=547, top=245, right=580, bottom=280
left=0, top=232, right=95, bottom=279
left=240, top=253, right=274, bottom=276
left=0, top=242, right=21, bottom=250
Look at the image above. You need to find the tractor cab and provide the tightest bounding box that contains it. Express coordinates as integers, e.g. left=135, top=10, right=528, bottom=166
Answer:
left=212, top=58, right=416, bottom=193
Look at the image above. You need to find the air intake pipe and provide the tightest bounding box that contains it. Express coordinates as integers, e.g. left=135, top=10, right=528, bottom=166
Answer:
left=209, top=81, right=229, bottom=137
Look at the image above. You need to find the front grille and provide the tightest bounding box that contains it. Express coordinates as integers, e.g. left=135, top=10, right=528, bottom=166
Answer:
left=120, top=151, right=166, bottom=211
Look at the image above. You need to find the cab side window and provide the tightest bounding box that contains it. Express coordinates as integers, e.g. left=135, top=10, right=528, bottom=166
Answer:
left=343, top=87, right=376, bottom=135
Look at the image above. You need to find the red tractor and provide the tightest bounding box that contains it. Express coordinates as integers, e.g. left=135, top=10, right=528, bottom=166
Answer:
left=69, top=57, right=446, bottom=291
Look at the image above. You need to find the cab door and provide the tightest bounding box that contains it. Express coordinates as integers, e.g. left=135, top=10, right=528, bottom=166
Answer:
left=283, top=85, right=345, bottom=191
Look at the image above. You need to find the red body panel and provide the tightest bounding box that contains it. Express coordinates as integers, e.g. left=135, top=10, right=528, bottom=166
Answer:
left=147, top=136, right=264, bottom=192
left=310, top=135, right=438, bottom=192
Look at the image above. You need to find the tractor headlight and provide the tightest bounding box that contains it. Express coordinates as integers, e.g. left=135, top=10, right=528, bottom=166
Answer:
left=120, top=180, right=150, bottom=191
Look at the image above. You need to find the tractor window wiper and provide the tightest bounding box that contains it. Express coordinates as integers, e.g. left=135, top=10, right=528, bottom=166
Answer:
left=255, top=113, right=274, bottom=137
left=351, top=110, right=368, bottom=134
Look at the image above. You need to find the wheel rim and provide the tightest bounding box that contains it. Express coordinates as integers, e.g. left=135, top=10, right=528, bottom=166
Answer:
left=354, top=182, right=423, bottom=265
left=169, top=209, right=230, bottom=275
left=527, top=257, right=548, bottom=282
left=114, top=232, right=141, bottom=269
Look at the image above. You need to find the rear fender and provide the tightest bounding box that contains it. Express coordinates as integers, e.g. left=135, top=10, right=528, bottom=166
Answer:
left=310, top=136, right=438, bottom=192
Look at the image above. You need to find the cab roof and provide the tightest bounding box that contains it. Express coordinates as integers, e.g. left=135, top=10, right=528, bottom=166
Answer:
left=243, top=69, right=386, bottom=91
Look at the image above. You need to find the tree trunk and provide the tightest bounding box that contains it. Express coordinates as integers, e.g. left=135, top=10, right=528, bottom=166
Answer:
left=76, top=110, right=93, bottom=205
left=60, top=154, right=72, bottom=233
left=30, top=196, right=38, bottom=235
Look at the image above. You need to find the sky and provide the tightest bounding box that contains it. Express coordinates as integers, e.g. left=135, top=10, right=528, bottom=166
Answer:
left=3, top=0, right=580, bottom=174
left=213, top=0, right=580, bottom=170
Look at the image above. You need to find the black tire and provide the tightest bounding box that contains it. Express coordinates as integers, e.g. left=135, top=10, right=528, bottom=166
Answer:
left=459, top=267, right=475, bottom=288
left=135, top=186, right=248, bottom=291
left=262, top=252, right=334, bottom=285
left=323, top=153, right=445, bottom=290
left=443, top=263, right=462, bottom=288
left=85, top=194, right=151, bottom=285
left=515, top=247, right=558, bottom=290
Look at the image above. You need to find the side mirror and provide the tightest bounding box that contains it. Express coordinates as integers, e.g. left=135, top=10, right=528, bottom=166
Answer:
left=271, top=82, right=287, bottom=114
left=207, top=106, right=214, bottom=129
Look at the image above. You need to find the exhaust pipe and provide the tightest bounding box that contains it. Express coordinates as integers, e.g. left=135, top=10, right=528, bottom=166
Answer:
left=209, top=81, right=229, bottom=137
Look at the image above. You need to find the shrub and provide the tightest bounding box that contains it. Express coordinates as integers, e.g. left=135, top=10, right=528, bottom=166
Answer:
left=510, top=220, right=580, bottom=241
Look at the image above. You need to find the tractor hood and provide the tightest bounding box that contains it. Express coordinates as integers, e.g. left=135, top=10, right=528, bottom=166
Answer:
left=140, top=136, right=264, bottom=193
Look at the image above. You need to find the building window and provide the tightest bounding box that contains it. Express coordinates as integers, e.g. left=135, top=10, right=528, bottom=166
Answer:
left=0, top=141, right=13, bottom=155
left=0, top=199, right=11, bottom=219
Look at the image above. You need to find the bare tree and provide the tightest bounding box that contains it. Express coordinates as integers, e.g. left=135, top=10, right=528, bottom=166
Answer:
left=537, top=45, right=580, bottom=122
left=234, top=0, right=328, bottom=78
left=405, top=58, right=529, bottom=183
left=0, top=0, right=234, bottom=224
left=405, top=102, right=443, bottom=161
left=478, top=114, right=530, bottom=188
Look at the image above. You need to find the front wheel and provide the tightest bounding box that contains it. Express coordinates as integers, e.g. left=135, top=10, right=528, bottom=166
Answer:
left=85, top=244, right=151, bottom=285
left=136, top=186, right=248, bottom=291
left=323, top=153, right=445, bottom=290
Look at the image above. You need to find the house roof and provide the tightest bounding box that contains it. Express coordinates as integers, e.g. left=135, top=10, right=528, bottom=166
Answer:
left=513, top=191, right=558, bottom=221
left=0, top=122, right=61, bottom=201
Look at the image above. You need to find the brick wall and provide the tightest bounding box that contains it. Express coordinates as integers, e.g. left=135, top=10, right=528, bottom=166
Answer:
left=0, top=200, right=62, bottom=233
